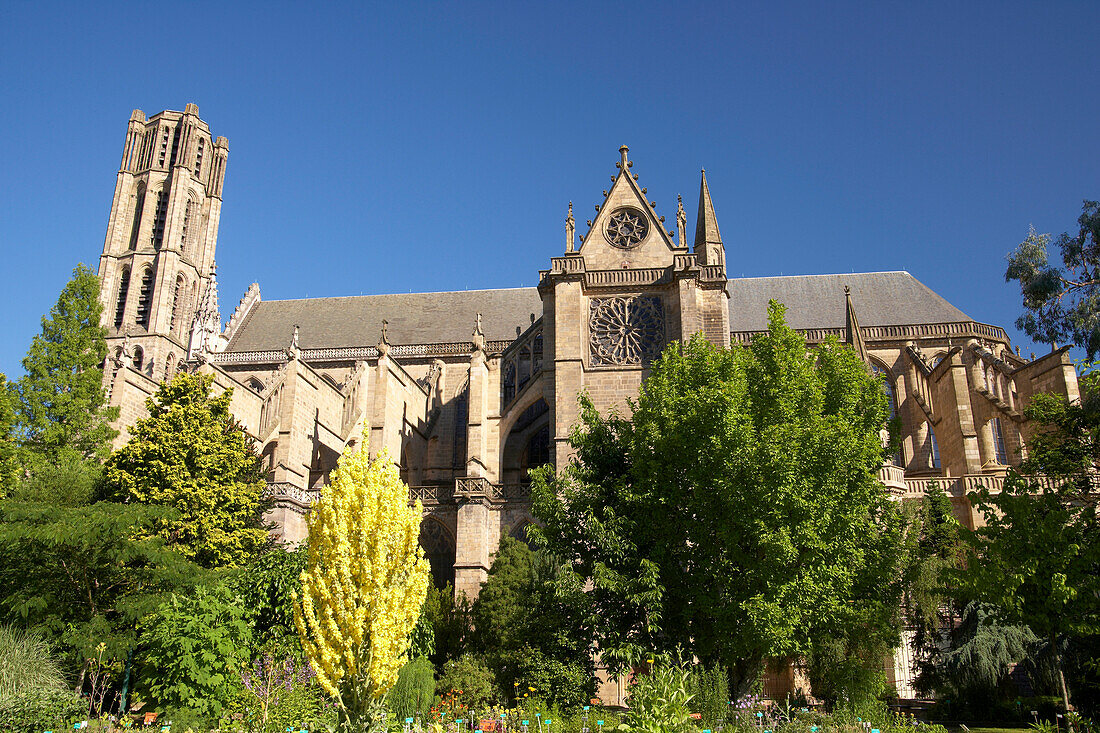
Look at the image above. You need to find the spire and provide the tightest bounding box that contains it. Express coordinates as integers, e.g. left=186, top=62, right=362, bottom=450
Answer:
left=694, top=169, right=724, bottom=266
left=844, top=285, right=868, bottom=363
left=188, top=264, right=222, bottom=359
left=565, top=201, right=575, bottom=253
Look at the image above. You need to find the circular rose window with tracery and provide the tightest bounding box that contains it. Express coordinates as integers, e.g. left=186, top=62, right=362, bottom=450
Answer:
left=604, top=207, right=649, bottom=249
left=589, top=296, right=665, bottom=366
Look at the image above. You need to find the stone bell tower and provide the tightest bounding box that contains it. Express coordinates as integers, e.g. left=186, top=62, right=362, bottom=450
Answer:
left=96, top=103, right=228, bottom=382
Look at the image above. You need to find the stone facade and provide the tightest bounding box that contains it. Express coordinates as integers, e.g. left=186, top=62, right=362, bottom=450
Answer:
left=96, top=106, right=1080, bottom=702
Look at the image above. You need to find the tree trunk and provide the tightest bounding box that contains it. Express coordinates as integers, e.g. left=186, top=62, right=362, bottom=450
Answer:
left=1051, top=634, right=1073, bottom=730
left=74, top=658, right=90, bottom=695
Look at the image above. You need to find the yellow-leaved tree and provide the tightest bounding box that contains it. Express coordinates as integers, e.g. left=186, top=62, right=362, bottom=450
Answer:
left=293, top=445, right=430, bottom=732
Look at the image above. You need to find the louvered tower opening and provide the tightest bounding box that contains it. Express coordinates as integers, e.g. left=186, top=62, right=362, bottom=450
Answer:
left=136, top=269, right=154, bottom=329
left=113, top=268, right=130, bottom=328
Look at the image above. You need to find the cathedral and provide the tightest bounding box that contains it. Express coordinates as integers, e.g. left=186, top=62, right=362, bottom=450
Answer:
left=95, top=105, right=1079, bottom=698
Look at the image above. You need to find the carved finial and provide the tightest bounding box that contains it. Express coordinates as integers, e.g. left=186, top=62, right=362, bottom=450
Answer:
left=566, top=201, right=576, bottom=253
left=619, top=145, right=629, bottom=169
left=472, top=312, right=487, bottom=355
left=287, top=324, right=301, bottom=360
left=676, top=194, right=687, bottom=247
left=377, top=319, right=390, bottom=357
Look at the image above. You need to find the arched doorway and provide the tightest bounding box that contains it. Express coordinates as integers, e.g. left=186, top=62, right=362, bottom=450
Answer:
left=419, top=518, right=456, bottom=589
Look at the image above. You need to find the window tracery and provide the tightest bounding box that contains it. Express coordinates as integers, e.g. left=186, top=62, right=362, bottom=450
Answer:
left=589, top=296, right=664, bottom=366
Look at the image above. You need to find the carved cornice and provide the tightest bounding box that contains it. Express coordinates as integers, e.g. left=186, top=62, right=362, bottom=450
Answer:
left=731, top=320, right=1009, bottom=346
left=209, top=340, right=515, bottom=366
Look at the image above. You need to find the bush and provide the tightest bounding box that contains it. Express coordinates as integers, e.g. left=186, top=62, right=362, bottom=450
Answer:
left=513, top=646, right=594, bottom=712
left=0, top=687, right=86, bottom=733
left=137, top=583, right=253, bottom=719
left=436, top=655, right=497, bottom=708
left=0, top=625, right=68, bottom=697
left=622, top=662, right=694, bottom=733
left=266, top=684, right=332, bottom=733
left=687, top=664, right=729, bottom=729
left=387, top=656, right=435, bottom=721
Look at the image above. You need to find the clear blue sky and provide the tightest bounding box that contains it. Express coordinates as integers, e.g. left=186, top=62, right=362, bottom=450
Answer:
left=1, top=1, right=1097, bottom=378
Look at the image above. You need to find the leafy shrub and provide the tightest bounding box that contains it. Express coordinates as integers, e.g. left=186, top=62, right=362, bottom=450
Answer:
left=621, top=662, right=694, bottom=733
left=513, top=645, right=593, bottom=712
left=137, top=583, right=253, bottom=719
left=387, top=656, right=435, bottom=720
left=267, top=684, right=332, bottom=733
left=0, top=687, right=85, bottom=733
left=687, top=664, right=729, bottom=729
left=436, top=655, right=497, bottom=708
left=0, top=625, right=68, bottom=697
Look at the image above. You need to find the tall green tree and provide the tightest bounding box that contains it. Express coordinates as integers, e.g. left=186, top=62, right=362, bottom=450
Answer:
left=0, top=375, right=18, bottom=496
left=1006, top=201, right=1100, bottom=358
left=532, top=303, right=908, bottom=694
left=958, top=370, right=1100, bottom=714
left=471, top=536, right=595, bottom=708
left=105, top=371, right=269, bottom=569
left=15, top=264, right=117, bottom=466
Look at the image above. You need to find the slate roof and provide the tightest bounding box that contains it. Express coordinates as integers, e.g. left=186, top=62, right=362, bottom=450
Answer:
left=726, top=271, right=971, bottom=332
left=224, top=271, right=972, bottom=352
left=225, top=287, right=544, bottom=352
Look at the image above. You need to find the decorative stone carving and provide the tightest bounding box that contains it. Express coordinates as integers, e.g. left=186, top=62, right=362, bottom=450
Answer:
left=589, top=296, right=665, bottom=366
left=604, top=206, right=648, bottom=249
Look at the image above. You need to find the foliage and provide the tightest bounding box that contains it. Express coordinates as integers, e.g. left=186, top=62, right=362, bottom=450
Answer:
left=0, top=686, right=86, bottom=733
left=386, top=656, right=434, bottom=721
left=806, top=634, right=889, bottom=707
left=685, top=663, right=728, bottom=729
left=0, top=375, right=18, bottom=497
left=0, top=625, right=67, bottom=697
left=13, top=263, right=117, bottom=466
left=138, top=583, right=253, bottom=720
left=907, top=482, right=965, bottom=697
left=935, top=602, right=1036, bottom=714
left=472, top=537, right=594, bottom=708
left=435, top=654, right=497, bottom=709
left=264, top=683, right=333, bottom=733
left=240, top=652, right=315, bottom=732
left=233, top=546, right=308, bottom=652
left=1006, top=202, right=1100, bottom=358
left=106, top=371, right=269, bottom=569
left=621, top=660, right=694, bottom=733
left=9, top=450, right=103, bottom=507
left=531, top=305, right=908, bottom=694
left=293, top=445, right=430, bottom=732
left=0, top=499, right=202, bottom=666
left=420, top=582, right=469, bottom=669
left=959, top=371, right=1100, bottom=711
left=409, top=605, right=435, bottom=661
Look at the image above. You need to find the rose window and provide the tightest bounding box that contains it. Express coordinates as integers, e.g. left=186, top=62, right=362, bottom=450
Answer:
left=589, top=296, right=665, bottom=366
left=604, top=207, right=649, bottom=249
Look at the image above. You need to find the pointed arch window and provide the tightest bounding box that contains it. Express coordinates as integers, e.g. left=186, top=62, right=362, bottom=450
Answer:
left=194, top=138, right=205, bottom=176
left=991, top=417, right=1007, bottom=464
left=532, top=331, right=543, bottom=373
left=114, top=267, right=130, bottom=328
left=181, top=200, right=193, bottom=256
left=136, top=268, right=154, bottom=329
left=169, top=275, right=186, bottom=336
left=128, top=186, right=146, bottom=249
left=929, top=427, right=941, bottom=470
left=502, top=360, right=516, bottom=406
